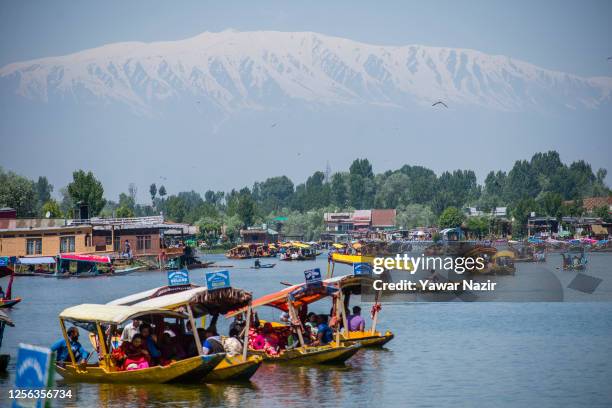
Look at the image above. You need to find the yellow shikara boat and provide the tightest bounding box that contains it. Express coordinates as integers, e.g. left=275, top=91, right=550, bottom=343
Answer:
left=227, top=282, right=362, bottom=365
left=108, top=285, right=263, bottom=381
left=330, top=253, right=413, bottom=271
left=56, top=304, right=224, bottom=383
left=324, top=274, right=394, bottom=347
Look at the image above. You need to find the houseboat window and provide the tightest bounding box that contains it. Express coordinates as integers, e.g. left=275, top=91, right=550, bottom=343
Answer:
left=60, top=236, right=76, bottom=253
left=85, top=234, right=91, bottom=247
left=137, top=235, right=151, bottom=250
left=114, top=237, right=121, bottom=252
left=26, top=238, right=42, bottom=255
left=105, top=236, right=112, bottom=246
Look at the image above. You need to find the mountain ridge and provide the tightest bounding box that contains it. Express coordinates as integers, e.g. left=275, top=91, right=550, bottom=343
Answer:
left=1, top=30, right=611, bottom=114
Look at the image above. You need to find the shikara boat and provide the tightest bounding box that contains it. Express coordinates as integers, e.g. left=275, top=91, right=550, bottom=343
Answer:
left=0, top=261, right=22, bottom=308
left=55, top=254, right=142, bottom=278
left=56, top=304, right=224, bottom=383
left=251, top=263, right=276, bottom=269
left=108, top=285, right=263, bottom=381
left=325, top=275, right=394, bottom=347
left=227, top=282, right=361, bottom=365
left=329, top=252, right=413, bottom=273
left=0, top=310, right=14, bottom=372
left=279, top=242, right=317, bottom=261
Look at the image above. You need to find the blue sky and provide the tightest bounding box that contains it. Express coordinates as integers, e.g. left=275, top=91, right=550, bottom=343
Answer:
left=1, top=0, right=611, bottom=77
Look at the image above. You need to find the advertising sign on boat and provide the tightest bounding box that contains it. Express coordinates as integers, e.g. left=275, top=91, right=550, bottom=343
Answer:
left=206, top=270, right=231, bottom=290
left=353, top=262, right=372, bottom=276
left=167, top=268, right=190, bottom=286
left=304, top=268, right=322, bottom=287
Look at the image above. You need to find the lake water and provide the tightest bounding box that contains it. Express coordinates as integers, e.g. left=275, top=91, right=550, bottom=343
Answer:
left=1, top=252, right=611, bottom=407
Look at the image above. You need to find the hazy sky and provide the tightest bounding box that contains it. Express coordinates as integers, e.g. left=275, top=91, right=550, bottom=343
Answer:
left=1, top=1, right=611, bottom=202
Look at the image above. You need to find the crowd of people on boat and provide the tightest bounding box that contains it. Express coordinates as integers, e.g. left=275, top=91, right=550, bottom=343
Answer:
left=247, top=305, right=366, bottom=356
left=50, top=315, right=251, bottom=371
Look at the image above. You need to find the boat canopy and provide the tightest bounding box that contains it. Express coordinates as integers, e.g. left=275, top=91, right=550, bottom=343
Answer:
left=59, top=304, right=187, bottom=325
left=332, top=243, right=345, bottom=249
left=492, top=250, right=515, bottom=259
left=59, top=254, right=111, bottom=264
left=17, top=256, right=56, bottom=265
left=325, top=274, right=375, bottom=293
left=110, top=286, right=253, bottom=317
left=227, top=282, right=338, bottom=317
left=0, top=310, right=14, bottom=326
left=106, top=285, right=199, bottom=306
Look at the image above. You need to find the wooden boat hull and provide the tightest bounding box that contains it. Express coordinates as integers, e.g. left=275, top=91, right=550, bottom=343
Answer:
left=250, top=343, right=360, bottom=365
left=0, top=297, right=22, bottom=308
left=340, top=331, right=394, bottom=347
left=204, top=355, right=262, bottom=381
left=55, top=354, right=223, bottom=384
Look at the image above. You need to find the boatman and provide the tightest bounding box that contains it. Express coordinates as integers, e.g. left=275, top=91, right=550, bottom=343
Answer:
left=51, top=326, right=88, bottom=365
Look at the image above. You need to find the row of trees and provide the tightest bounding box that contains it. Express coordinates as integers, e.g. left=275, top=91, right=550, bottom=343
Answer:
left=1, top=150, right=609, bottom=241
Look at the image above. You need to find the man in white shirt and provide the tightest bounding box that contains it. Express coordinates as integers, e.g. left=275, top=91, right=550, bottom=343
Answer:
left=120, top=319, right=140, bottom=343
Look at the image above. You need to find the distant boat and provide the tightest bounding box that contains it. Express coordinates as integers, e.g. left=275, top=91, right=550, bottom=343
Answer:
left=251, top=263, right=276, bottom=269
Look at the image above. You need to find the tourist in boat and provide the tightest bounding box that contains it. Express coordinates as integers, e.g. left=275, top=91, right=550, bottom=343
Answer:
left=348, top=306, right=365, bottom=332
left=201, top=327, right=225, bottom=355
left=159, top=329, right=185, bottom=364
left=304, top=312, right=319, bottom=337
left=119, top=334, right=151, bottom=370
left=254, top=259, right=261, bottom=268
left=51, top=327, right=88, bottom=365
left=229, top=314, right=246, bottom=336
left=139, top=323, right=161, bottom=363
left=222, top=327, right=243, bottom=357
left=314, top=315, right=333, bottom=346
left=120, top=319, right=140, bottom=344
left=123, top=240, right=132, bottom=259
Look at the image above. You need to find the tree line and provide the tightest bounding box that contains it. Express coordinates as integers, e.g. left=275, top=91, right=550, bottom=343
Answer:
left=0, top=150, right=609, bottom=241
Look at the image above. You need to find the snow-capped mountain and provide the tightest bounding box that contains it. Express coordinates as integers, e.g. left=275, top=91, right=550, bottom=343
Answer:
left=1, top=30, right=611, bottom=114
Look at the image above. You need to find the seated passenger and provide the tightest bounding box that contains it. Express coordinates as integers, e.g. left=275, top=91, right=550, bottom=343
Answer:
left=139, top=323, right=161, bottom=364
left=120, top=334, right=151, bottom=370
left=201, top=327, right=225, bottom=355
left=314, top=314, right=333, bottom=346
left=159, top=329, right=185, bottom=364
left=305, top=312, right=318, bottom=336
left=348, top=306, right=365, bottom=332
left=51, top=326, right=88, bottom=365
left=222, top=327, right=243, bottom=357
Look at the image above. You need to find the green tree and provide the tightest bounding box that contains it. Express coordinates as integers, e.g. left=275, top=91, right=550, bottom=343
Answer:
left=35, top=176, right=53, bottom=210
left=396, top=204, right=435, bottom=228
left=593, top=206, right=611, bottom=222
left=438, top=207, right=466, bottom=228
left=236, top=193, right=256, bottom=227
left=158, top=185, right=167, bottom=198
left=67, top=170, right=106, bottom=216
left=0, top=168, right=37, bottom=217
left=149, top=183, right=157, bottom=204
left=330, top=173, right=349, bottom=207
left=465, top=216, right=490, bottom=238
left=511, top=197, right=538, bottom=237
left=41, top=199, right=63, bottom=218
left=374, top=172, right=411, bottom=209
left=537, top=191, right=563, bottom=218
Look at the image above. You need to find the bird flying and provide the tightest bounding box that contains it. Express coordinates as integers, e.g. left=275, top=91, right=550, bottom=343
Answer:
left=432, top=101, right=448, bottom=108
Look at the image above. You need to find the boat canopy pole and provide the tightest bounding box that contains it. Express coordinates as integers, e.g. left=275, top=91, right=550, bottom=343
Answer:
left=335, top=295, right=341, bottom=345
left=287, top=300, right=305, bottom=347
left=371, top=290, right=380, bottom=334
left=186, top=304, right=203, bottom=356
left=59, top=318, right=78, bottom=368
left=339, top=291, right=349, bottom=336
left=242, top=305, right=252, bottom=361
left=96, top=322, right=109, bottom=369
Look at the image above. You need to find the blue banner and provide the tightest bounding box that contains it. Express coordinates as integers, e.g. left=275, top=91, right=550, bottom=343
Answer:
left=14, top=343, right=55, bottom=408
left=353, top=262, right=372, bottom=276
left=206, top=270, right=231, bottom=290
left=167, top=268, right=190, bottom=286
left=304, top=268, right=322, bottom=286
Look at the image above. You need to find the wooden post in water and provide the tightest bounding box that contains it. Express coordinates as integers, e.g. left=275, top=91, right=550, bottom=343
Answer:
left=96, top=322, right=109, bottom=369
left=187, top=305, right=203, bottom=355
left=242, top=305, right=251, bottom=361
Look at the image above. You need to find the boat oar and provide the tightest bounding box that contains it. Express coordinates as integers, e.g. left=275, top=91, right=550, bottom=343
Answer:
left=280, top=281, right=293, bottom=286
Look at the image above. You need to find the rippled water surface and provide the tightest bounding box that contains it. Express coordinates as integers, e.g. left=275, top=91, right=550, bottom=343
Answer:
left=1, top=252, right=611, bottom=407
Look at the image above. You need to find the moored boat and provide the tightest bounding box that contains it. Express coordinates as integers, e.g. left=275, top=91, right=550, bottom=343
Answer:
left=0, top=310, right=14, bottom=372
left=227, top=281, right=362, bottom=365
left=56, top=304, right=224, bottom=383
left=108, top=285, right=263, bottom=382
